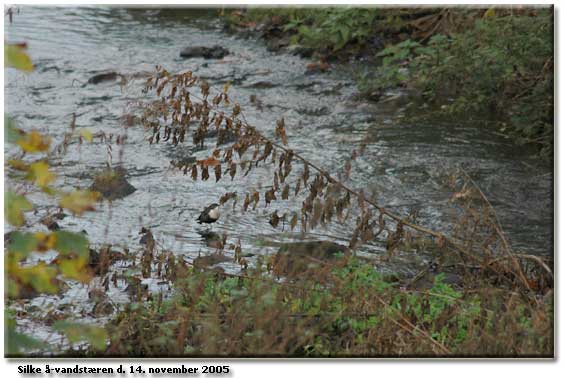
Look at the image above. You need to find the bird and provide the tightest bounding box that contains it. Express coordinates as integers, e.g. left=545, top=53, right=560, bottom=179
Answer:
left=197, top=203, right=220, bottom=227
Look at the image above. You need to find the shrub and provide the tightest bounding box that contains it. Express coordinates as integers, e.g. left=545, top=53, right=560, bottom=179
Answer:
left=374, top=9, right=554, bottom=157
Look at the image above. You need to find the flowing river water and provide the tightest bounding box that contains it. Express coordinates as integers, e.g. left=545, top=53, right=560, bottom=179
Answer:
left=4, top=7, right=553, bottom=350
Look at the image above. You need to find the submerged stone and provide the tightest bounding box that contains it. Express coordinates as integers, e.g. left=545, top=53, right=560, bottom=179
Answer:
left=272, top=241, right=349, bottom=278
left=205, top=127, right=238, bottom=145
left=243, top=80, right=278, bottom=89
left=193, top=253, right=231, bottom=269
left=277, top=241, right=349, bottom=258
left=87, top=71, right=124, bottom=85
left=90, top=167, right=136, bottom=201
left=180, top=45, right=229, bottom=59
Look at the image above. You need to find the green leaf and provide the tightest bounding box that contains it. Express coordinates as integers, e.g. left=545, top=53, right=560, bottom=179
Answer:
left=377, top=46, right=397, bottom=57
left=52, top=321, right=108, bottom=351
left=53, top=231, right=89, bottom=258
left=5, top=311, right=47, bottom=356
left=5, top=191, right=33, bottom=227
left=4, top=43, right=33, bottom=72
left=5, top=115, right=23, bottom=144
left=6, top=231, right=38, bottom=258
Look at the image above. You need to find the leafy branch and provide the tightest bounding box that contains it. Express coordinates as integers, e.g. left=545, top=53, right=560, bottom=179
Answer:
left=140, top=66, right=547, bottom=297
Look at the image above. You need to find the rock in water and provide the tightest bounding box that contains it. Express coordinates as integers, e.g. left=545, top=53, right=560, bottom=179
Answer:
left=276, top=241, right=349, bottom=259
left=90, top=167, right=136, bottom=200
left=272, top=241, right=349, bottom=278
left=87, top=72, right=123, bottom=85
left=193, top=253, right=231, bottom=270
left=180, top=45, right=229, bottom=59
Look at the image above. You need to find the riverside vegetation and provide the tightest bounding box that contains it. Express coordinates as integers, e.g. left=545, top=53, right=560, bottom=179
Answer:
left=224, top=7, right=553, bottom=158
left=5, top=7, right=553, bottom=357
left=4, top=42, right=107, bottom=354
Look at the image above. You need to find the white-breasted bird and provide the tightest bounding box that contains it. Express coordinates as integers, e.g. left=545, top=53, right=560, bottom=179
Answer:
left=197, top=203, right=220, bottom=226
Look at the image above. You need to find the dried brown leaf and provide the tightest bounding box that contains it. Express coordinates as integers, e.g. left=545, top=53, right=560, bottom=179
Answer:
left=269, top=211, right=280, bottom=228
left=199, top=156, right=220, bottom=167
left=201, top=166, right=209, bottom=181
left=312, top=198, right=323, bottom=229
left=294, top=179, right=301, bottom=196
left=229, top=162, right=237, bottom=180
left=265, top=188, right=277, bottom=206
left=252, top=191, right=260, bottom=210
left=303, top=162, right=310, bottom=186
left=243, top=193, right=251, bottom=212
left=220, top=192, right=237, bottom=205
left=358, top=190, right=366, bottom=212
left=290, top=213, right=298, bottom=231
left=344, top=160, right=352, bottom=179
left=281, top=184, right=290, bottom=200
left=273, top=171, right=279, bottom=190
left=276, top=117, right=288, bottom=145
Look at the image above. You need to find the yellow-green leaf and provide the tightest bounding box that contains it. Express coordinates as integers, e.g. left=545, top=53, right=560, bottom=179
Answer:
left=27, top=161, right=55, bottom=188
left=58, top=258, right=90, bottom=282
left=5, top=44, right=33, bottom=72
left=59, top=190, right=100, bottom=215
left=5, top=191, right=32, bottom=227
left=484, top=8, right=496, bottom=18
left=17, top=130, right=51, bottom=153
left=34, top=232, right=57, bottom=252
left=223, top=81, right=231, bottom=93
left=17, top=262, right=59, bottom=294
left=5, top=281, right=22, bottom=301
left=8, top=159, right=29, bottom=171
left=79, top=129, right=93, bottom=143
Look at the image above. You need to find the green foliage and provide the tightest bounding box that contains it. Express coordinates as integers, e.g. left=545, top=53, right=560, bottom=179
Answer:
left=5, top=310, right=46, bottom=356
left=53, top=321, right=108, bottom=351
left=371, top=10, right=554, bottom=157
left=228, top=7, right=379, bottom=52
left=107, top=257, right=552, bottom=357
left=227, top=8, right=553, bottom=156
left=294, top=8, right=379, bottom=51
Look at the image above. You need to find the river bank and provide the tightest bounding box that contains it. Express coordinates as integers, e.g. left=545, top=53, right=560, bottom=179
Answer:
left=222, top=7, right=554, bottom=159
